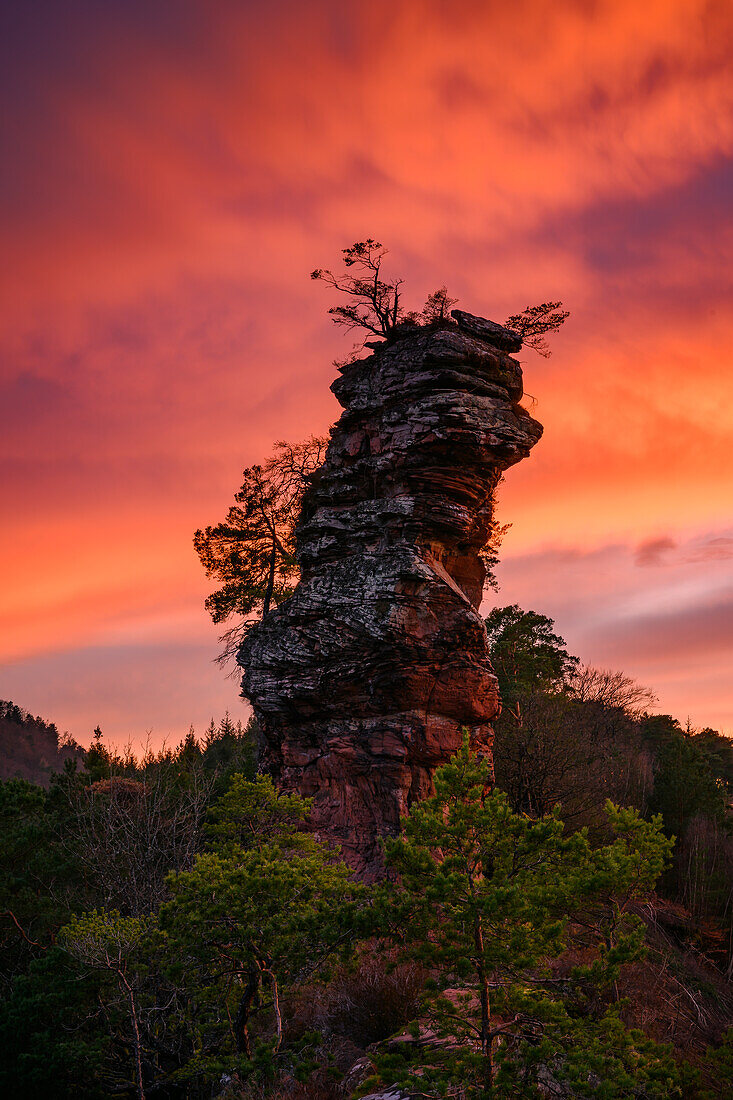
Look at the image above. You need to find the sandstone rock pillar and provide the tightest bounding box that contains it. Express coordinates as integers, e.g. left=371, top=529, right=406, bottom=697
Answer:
left=239, top=312, right=543, bottom=877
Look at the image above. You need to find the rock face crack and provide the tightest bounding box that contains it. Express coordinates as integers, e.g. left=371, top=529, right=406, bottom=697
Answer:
left=239, top=312, right=543, bottom=877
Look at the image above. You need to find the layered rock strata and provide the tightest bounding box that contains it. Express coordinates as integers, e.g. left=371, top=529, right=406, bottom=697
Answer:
left=239, top=311, right=543, bottom=876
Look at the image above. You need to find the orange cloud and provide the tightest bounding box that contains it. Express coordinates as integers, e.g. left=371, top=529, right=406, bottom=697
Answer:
left=1, top=0, right=732, bottom=744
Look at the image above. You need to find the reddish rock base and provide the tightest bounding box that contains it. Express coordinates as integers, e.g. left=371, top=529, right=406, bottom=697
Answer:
left=239, top=312, right=542, bottom=877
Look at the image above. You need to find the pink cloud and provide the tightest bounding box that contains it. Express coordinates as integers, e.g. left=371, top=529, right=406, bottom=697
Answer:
left=635, top=537, right=678, bottom=566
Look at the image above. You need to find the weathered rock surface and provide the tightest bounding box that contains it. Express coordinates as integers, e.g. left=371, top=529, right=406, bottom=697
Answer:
left=239, top=311, right=542, bottom=876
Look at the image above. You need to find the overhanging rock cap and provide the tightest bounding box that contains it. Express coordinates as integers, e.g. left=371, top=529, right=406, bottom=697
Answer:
left=451, top=309, right=522, bottom=353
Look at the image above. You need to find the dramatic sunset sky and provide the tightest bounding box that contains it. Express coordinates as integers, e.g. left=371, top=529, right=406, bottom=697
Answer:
left=2, top=0, right=732, bottom=747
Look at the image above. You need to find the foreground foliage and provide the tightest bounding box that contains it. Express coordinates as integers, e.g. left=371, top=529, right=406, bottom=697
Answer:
left=362, top=738, right=678, bottom=1097
left=160, top=775, right=363, bottom=1086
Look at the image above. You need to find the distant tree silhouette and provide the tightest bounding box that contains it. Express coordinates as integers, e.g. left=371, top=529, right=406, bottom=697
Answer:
left=194, top=436, right=328, bottom=665
left=570, top=665, right=657, bottom=716
left=0, top=700, right=84, bottom=785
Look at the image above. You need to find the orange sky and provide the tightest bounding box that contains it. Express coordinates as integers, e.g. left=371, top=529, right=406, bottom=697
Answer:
left=1, top=0, right=732, bottom=746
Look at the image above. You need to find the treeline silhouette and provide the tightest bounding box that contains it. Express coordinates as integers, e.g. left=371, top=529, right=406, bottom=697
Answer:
left=0, top=699, right=86, bottom=785
left=0, top=611, right=731, bottom=1098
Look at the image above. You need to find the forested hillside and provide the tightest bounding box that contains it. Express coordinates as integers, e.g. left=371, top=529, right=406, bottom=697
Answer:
left=0, top=700, right=85, bottom=786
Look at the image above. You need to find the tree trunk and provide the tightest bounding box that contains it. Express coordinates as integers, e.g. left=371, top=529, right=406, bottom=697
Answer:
left=264, top=967, right=283, bottom=1052
left=234, top=965, right=261, bottom=1058
left=474, top=913, right=493, bottom=1090
left=118, top=970, right=145, bottom=1100
left=262, top=544, right=277, bottom=617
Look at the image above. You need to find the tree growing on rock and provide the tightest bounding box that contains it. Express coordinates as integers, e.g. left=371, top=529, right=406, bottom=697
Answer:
left=504, top=301, right=570, bottom=358
left=311, top=239, right=569, bottom=357
left=421, top=284, right=459, bottom=323
left=310, top=239, right=409, bottom=340
left=194, top=436, right=327, bottom=664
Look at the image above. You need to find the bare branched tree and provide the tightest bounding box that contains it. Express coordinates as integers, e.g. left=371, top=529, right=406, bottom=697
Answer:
left=310, top=239, right=408, bottom=339
left=570, top=665, right=658, bottom=718
left=59, top=761, right=214, bottom=915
